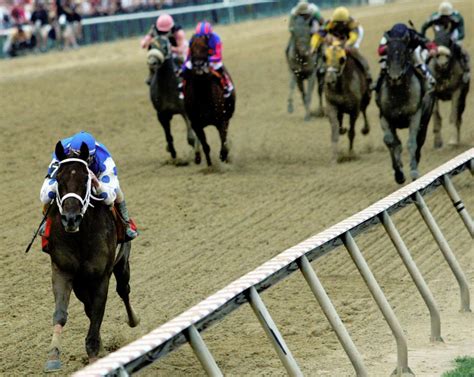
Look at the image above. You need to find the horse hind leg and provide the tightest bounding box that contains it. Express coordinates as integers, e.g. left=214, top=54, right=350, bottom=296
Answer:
left=113, top=242, right=140, bottom=328
left=158, top=113, right=177, bottom=160
left=432, top=100, right=443, bottom=149
left=287, top=73, right=297, bottom=114
left=44, top=264, right=73, bottom=372
left=218, top=121, right=230, bottom=163
left=348, top=112, right=357, bottom=156
left=448, top=89, right=464, bottom=146
left=183, top=114, right=201, bottom=164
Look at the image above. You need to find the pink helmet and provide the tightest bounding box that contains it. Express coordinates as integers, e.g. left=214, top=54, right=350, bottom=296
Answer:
left=156, top=14, right=174, bottom=32
left=195, top=21, right=213, bottom=36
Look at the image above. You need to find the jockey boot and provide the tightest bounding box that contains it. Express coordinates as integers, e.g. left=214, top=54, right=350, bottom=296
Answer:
left=416, top=64, right=436, bottom=93
left=117, top=201, right=138, bottom=240
left=216, top=67, right=234, bottom=98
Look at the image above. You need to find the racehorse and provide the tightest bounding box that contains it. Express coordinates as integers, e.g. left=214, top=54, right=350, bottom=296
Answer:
left=376, top=35, right=435, bottom=184
left=323, top=41, right=371, bottom=162
left=429, top=28, right=470, bottom=148
left=148, top=35, right=201, bottom=164
left=43, top=141, right=140, bottom=372
left=183, top=35, right=236, bottom=167
left=286, top=15, right=324, bottom=120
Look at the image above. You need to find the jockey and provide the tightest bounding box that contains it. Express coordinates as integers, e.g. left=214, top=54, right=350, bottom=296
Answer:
left=141, top=13, right=189, bottom=85
left=180, top=21, right=234, bottom=98
left=311, top=6, right=371, bottom=84
left=289, top=0, right=324, bottom=35
left=375, top=23, right=438, bottom=93
left=40, top=131, right=138, bottom=240
left=420, top=1, right=469, bottom=83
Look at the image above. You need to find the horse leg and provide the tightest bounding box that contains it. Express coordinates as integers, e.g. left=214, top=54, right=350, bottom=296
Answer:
left=158, top=112, right=176, bottom=159
left=326, top=103, right=340, bottom=163
left=218, top=122, right=230, bottom=163
left=337, top=111, right=346, bottom=135
left=348, top=112, right=357, bottom=156
left=193, top=124, right=212, bottom=166
left=113, top=242, right=140, bottom=327
left=183, top=113, right=201, bottom=164
left=407, top=110, right=423, bottom=181
left=84, top=278, right=110, bottom=363
left=288, top=72, right=297, bottom=114
left=44, top=263, right=73, bottom=372
left=304, top=73, right=316, bottom=121
left=432, top=99, right=443, bottom=149
left=315, top=71, right=325, bottom=117
left=381, top=117, right=405, bottom=184
left=448, top=89, right=462, bottom=146
left=296, top=77, right=307, bottom=120
left=361, top=91, right=370, bottom=135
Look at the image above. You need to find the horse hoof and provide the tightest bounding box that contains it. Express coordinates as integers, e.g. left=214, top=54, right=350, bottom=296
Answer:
left=314, top=108, right=325, bottom=118
left=195, top=153, right=202, bottom=165
left=44, top=359, right=61, bottom=372
left=288, top=104, right=294, bottom=114
left=395, top=171, right=406, bottom=185
left=361, top=127, right=370, bottom=135
left=434, top=140, right=443, bottom=149
left=410, top=170, right=419, bottom=181
left=304, top=115, right=311, bottom=122
left=339, top=127, right=347, bottom=135
left=448, top=138, right=459, bottom=146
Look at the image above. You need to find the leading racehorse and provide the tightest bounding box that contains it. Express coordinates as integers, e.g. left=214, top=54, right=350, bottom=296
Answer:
left=323, top=40, right=371, bottom=162
left=376, top=35, right=435, bottom=184
left=43, top=142, right=140, bottom=372
left=148, top=35, right=201, bottom=164
left=183, top=35, right=236, bottom=167
left=429, top=28, right=470, bottom=148
left=286, top=15, right=324, bottom=120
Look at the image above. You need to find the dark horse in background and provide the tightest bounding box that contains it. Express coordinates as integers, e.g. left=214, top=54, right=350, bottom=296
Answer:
left=429, top=28, right=470, bottom=148
left=43, top=142, right=139, bottom=372
left=376, top=36, right=435, bottom=184
left=286, top=15, right=324, bottom=121
left=148, top=35, right=201, bottom=164
left=183, top=35, right=236, bottom=167
left=323, top=40, right=371, bottom=162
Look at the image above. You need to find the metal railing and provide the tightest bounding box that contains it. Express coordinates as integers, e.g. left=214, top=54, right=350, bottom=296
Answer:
left=73, top=148, right=473, bottom=376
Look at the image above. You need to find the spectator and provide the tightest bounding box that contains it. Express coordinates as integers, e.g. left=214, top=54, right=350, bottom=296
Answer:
left=3, top=24, right=35, bottom=57
left=30, top=1, right=51, bottom=51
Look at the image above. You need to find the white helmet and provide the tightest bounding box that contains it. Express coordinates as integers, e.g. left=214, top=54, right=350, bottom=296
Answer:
left=308, top=3, right=319, bottom=13
left=439, top=1, right=453, bottom=16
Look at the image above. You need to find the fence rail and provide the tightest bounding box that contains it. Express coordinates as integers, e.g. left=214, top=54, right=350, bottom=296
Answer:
left=74, top=148, right=473, bottom=377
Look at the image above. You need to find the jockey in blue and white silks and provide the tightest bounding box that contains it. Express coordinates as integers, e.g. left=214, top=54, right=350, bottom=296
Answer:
left=40, top=131, right=138, bottom=240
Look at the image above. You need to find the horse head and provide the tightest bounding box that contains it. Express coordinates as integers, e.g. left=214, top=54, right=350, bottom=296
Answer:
left=385, top=36, right=411, bottom=84
left=147, top=35, right=171, bottom=71
left=291, top=16, right=312, bottom=60
left=432, top=28, right=453, bottom=71
left=54, top=141, right=92, bottom=233
left=190, top=35, right=210, bottom=75
left=323, top=40, right=347, bottom=84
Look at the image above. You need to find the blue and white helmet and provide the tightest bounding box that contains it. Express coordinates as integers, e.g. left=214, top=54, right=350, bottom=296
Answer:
left=70, top=131, right=96, bottom=156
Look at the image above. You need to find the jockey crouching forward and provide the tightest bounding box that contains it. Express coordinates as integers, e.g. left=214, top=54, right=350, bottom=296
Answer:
left=40, top=131, right=138, bottom=241
left=421, top=1, right=470, bottom=83
left=289, top=0, right=324, bottom=35
left=180, top=21, right=234, bottom=98
left=141, top=13, right=189, bottom=85
left=375, top=23, right=438, bottom=93
left=311, top=6, right=372, bottom=86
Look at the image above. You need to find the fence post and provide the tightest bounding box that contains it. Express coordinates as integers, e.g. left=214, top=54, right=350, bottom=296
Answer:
left=248, top=286, right=303, bottom=377
left=185, top=325, right=223, bottom=376
left=379, top=211, right=442, bottom=342
left=413, top=192, right=471, bottom=312
left=342, top=232, right=414, bottom=377
left=298, top=256, right=368, bottom=376
left=442, top=175, right=474, bottom=237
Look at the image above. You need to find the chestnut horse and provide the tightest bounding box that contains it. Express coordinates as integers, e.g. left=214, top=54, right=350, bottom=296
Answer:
left=43, top=141, right=139, bottom=372
left=183, top=35, right=236, bottom=166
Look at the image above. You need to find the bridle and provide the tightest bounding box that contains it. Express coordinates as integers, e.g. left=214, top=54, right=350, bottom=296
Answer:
left=55, top=158, right=102, bottom=217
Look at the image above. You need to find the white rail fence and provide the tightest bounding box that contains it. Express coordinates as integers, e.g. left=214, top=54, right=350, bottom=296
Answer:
left=74, top=148, right=473, bottom=377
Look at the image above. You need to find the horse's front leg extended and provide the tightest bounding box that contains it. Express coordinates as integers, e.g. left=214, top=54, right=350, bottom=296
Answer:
left=193, top=124, right=212, bottom=166
left=85, top=277, right=111, bottom=363
left=326, top=103, right=340, bottom=163
left=449, top=88, right=462, bottom=146
left=288, top=72, right=297, bottom=114
left=348, top=111, right=358, bottom=155
left=158, top=112, right=176, bottom=159
left=381, top=117, right=405, bottom=184
left=407, top=110, right=422, bottom=181
left=304, top=72, right=316, bottom=121
left=218, top=121, right=230, bottom=163
left=432, top=99, right=443, bottom=149
left=44, top=263, right=73, bottom=372
left=183, top=114, right=201, bottom=164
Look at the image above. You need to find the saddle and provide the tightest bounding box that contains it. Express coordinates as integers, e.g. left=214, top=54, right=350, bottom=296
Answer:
left=41, top=204, right=137, bottom=252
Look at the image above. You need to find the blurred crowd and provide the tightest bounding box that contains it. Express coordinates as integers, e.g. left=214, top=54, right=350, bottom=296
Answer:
left=0, top=0, right=206, bottom=57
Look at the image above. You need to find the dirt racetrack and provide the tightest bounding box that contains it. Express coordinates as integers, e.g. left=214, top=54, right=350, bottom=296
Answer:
left=1, top=0, right=473, bottom=375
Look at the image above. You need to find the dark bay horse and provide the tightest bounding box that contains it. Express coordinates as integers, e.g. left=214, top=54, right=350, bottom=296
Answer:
left=183, top=35, right=236, bottom=167
left=286, top=15, right=324, bottom=120
left=148, top=35, right=201, bottom=164
left=376, top=36, right=435, bottom=184
left=323, top=41, right=371, bottom=162
left=43, top=142, right=139, bottom=372
left=429, top=29, right=470, bottom=148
